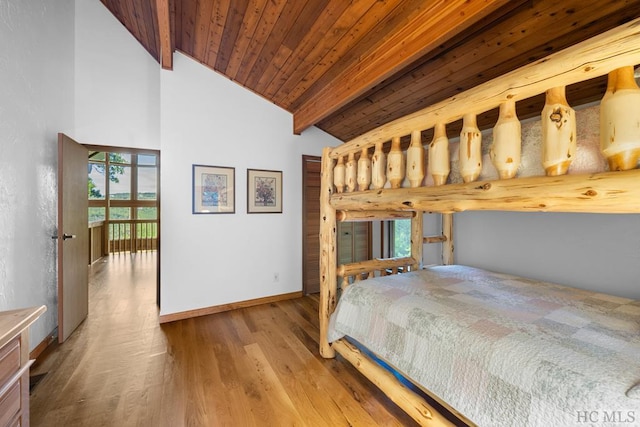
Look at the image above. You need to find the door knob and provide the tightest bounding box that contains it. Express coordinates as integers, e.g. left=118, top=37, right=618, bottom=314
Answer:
left=63, top=234, right=76, bottom=240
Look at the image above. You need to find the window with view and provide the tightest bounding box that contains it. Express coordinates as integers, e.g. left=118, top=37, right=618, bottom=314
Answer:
left=88, top=150, right=159, bottom=253
left=391, top=219, right=411, bottom=258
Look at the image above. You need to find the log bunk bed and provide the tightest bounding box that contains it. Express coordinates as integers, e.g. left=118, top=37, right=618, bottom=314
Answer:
left=318, top=19, right=640, bottom=427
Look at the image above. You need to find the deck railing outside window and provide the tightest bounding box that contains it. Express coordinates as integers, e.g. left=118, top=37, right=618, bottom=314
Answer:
left=109, top=220, right=158, bottom=253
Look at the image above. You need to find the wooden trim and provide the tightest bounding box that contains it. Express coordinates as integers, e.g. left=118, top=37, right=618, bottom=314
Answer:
left=329, top=17, right=640, bottom=157
left=158, top=291, right=302, bottom=324
left=95, top=200, right=157, bottom=208
left=29, top=329, right=56, bottom=361
left=292, top=0, right=511, bottom=134
left=84, top=144, right=160, bottom=156
left=156, top=0, right=173, bottom=70
left=330, top=169, right=640, bottom=214
left=332, top=339, right=460, bottom=427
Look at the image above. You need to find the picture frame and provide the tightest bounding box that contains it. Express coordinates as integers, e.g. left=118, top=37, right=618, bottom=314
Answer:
left=247, top=169, right=282, bottom=214
left=192, top=164, right=235, bottom=214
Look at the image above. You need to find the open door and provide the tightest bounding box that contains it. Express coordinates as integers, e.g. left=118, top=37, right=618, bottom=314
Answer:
left=57, top=133, right=89, bottom=343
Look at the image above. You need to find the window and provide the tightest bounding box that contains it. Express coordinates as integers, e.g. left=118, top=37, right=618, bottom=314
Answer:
left=108, top=165, right=132, bottom=200
left=88, top=152, right=106, bottom=200
left=390, top=219, right=411, bottom=257
left=88, top=151, right=158, bottom=210
left=88, top=150, right=159, bottom=253
left=137, top=166, right=157, bottom=200
left=89, top=207, right=106, bottom=222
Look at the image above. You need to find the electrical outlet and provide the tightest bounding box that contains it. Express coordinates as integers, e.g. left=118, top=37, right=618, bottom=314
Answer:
left=273, top=272, right=279, bottom=282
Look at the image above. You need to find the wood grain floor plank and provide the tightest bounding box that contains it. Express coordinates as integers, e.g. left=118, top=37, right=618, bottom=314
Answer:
left=30, top=253, right=418, bottom=426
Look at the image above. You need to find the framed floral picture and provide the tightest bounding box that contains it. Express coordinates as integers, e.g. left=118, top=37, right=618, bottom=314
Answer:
left=192, top=164, right=235, bottom=214
left=247, top=169, right=282, bottom=214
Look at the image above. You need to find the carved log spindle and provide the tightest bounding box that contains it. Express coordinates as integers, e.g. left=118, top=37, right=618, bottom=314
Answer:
left=371, top=141, right=386, bottom=189
left=387, top=136, right=405, bottom=188
left=490, top=99, right=521, bottom=179
left=542, top=86, right=576, bottom=176
left=428, top=122, right=450, bottom=186
left=406, top=130, right=425, bottom=187
left=345, top=152, right=357, bottom=192
left=459, top=114, right=482, bottom=183
left=357, top=147, right=371, bottom=191
left=600, top=66, right=640, bottom=171
left=333, top=156, right=345, bottom=193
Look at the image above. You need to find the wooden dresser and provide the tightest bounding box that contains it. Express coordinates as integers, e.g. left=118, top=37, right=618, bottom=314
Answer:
left=0, top=306, right=46, bottom=427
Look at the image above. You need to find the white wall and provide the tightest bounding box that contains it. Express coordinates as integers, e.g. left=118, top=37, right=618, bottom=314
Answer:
left=160, top=53, right=336, bottom=315
left=0, top=0, right=75, bottom=349
left=74, top=0, right=160, bottom=149
left=455, top=211, right=640, bottom=299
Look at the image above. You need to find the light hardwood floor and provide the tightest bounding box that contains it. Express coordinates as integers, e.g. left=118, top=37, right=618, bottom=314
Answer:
left=30, top=253, right=416, bottom=426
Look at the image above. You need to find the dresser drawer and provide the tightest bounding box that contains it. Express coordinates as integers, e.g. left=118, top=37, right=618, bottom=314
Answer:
left=0, top=378, right=21, bottom=427
left=0, top=337, right=20, bottom=386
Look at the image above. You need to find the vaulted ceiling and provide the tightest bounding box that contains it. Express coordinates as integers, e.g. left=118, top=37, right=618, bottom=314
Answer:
left=100, top=0, right=640, bottom=142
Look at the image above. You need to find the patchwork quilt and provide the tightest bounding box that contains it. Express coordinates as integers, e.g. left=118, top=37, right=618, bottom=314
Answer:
left=328, top=265, right=640, bottom=426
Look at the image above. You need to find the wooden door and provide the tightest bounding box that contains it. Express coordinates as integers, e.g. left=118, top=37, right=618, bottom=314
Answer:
left=302, top=156, right=321, bottom=294
left=57, top=133, right=89, bottom=343
left=337, top=222, right=371, bottom=266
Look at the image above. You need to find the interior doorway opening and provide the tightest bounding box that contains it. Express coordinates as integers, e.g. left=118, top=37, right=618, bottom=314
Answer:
left=86, top=145, right=161, bottom=306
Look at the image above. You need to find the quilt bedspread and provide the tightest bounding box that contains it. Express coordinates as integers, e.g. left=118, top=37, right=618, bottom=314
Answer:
left=328, top=265, right=640, bottom=426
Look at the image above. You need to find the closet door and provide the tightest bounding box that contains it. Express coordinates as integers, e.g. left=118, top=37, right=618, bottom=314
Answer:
left=337, top=222, right=371, bottom=266
left=302, top=156, right=321, bottom=294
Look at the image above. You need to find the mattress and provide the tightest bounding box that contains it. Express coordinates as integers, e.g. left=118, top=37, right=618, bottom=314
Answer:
left=328, top=265, right=640, bottom=426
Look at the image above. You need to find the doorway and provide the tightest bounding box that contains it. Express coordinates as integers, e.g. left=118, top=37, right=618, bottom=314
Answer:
left=302, top=155, right=370, bottom=294
left=85, top=145, right=161, bottom=306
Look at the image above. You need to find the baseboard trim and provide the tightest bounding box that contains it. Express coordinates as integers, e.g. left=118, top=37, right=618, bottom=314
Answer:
left=158, top=291, right=303, bottom=324
left=30, top=329, right=57, bottom=360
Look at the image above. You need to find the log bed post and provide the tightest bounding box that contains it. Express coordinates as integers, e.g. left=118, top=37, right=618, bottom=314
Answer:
left=319, top=147, right=337, bottom=358
left=442, top=213, right=454, bottom=265
left=411, top=211, right=423, bottom=270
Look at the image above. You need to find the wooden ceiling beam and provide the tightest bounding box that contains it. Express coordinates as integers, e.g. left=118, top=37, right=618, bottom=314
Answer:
left=156, top=0, right=173, bottom=70
left=292, top=0, right=512, bottom=135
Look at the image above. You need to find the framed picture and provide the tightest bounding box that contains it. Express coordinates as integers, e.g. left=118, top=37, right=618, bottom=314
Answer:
left=247, top=169, right=282, bottom=214
left=192, top=164, right=235, bottom=214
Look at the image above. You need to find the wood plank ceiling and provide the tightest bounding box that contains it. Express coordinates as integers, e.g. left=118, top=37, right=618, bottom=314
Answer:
left=100, top=0, right=640, bottom=143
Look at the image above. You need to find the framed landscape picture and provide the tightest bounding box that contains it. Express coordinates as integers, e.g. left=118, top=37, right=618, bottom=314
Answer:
left=192, top=164, right=235, bottom=214
left=247, top=169, right=282, bottom=214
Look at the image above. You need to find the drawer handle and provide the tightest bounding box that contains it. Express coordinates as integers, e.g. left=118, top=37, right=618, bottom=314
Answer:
left=0, top=360, right=33, bottom=398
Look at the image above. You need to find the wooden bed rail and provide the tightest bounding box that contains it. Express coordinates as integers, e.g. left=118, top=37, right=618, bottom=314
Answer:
left=331, top=339, right=461, bottom=427
left=330, top=169, right=640, bottom=214
left=424, top=235, right=447, bottom=244
left=336, top=210, right=415, bottom=222
left=337, top=256, right=416, bottom=289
